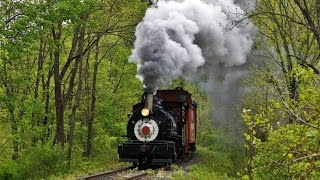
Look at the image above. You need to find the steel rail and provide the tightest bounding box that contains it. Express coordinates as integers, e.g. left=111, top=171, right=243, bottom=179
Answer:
left=78, top=165, right=135, bottom=180
left=124, top=172, right=148, bottom=180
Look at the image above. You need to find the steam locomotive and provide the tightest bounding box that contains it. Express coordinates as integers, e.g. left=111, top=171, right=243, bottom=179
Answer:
left=118, top=88, right=197, bottom=167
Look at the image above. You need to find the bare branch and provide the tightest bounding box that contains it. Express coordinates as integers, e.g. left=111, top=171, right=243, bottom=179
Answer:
left=280, top=99, right=319, bottom=129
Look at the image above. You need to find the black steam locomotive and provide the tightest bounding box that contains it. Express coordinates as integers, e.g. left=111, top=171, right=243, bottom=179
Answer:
left=118, top=88, right=197, bottom=167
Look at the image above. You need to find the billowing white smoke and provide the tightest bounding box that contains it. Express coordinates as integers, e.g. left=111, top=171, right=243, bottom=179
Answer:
left=130, top=0, right=256, bottom=137
left=129, top=0, right=255, bottom=94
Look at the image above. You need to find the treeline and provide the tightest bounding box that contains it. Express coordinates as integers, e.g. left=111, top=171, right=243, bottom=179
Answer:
left=1, top=0, right=319, bottom=179
left=0, top=0, right=150, bottom=178
left=242, top=0, right=320, bottom=179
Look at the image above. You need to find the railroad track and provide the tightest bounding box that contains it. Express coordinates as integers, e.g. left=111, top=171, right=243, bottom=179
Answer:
left=79, top=165, right=149, bottom=180
left=122, top=172, right=149, bottom=180
left=79, top=155, right=194, bottom=180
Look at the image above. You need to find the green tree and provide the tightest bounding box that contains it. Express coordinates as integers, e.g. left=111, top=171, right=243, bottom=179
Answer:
left=242, top=0, right=320, bottom=178
left=0, top=0, right=149, bottom=178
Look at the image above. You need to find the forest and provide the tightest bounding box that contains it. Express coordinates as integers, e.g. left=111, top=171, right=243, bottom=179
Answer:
left=0, top=0, right=319, bottom=179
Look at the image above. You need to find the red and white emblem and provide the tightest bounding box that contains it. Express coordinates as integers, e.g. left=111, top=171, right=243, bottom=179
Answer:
left=134, top=119, right=159, bottom=142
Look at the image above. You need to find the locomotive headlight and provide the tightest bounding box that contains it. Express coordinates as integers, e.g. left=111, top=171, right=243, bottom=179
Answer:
left=141, top=108, right=150, bottom=117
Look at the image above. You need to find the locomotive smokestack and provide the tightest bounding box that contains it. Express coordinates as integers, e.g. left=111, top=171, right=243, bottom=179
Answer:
left=145, top=93, right=153, bottom=112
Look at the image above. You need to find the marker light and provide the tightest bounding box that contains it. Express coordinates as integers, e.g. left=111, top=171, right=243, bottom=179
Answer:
left=141, top=108, right=150, bottom=117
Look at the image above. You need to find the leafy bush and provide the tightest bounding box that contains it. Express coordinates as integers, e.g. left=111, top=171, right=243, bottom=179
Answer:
left=197, top=128, right=246, bottom=175
left=0, top=144, right=66, bottom=179
left=0, top=160, right=19, bottom=180
left=17, top=144, right=66, bottom=179
left=253, top=124, right=320, bottom=179
left=243, top=67, right=320, bottom=179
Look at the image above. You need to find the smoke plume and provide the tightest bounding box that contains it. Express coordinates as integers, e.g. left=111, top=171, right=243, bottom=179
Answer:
left=130, top=0, right=256, bottom=134
left=130, top=0, right=255, bottom=94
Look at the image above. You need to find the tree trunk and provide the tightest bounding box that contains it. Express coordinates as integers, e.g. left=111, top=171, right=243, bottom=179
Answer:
left=31, top=34, right=46, bottom=144
left=52, top=22, right=65, bottom=147
left=85, top=35, right=99, bottom=157
left=83, top=41, right=91, bottom=154
left=9, top=109, right=18, bottom=160
left=42, top=52, right=53, bottom=143
left=67, top=14, right=87, bottom=169
left=2, top=53, right=19, bottom=160
left=52, top=18, right=82, bottom=147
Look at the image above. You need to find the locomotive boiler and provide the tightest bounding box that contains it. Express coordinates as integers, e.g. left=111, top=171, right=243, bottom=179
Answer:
left=118, top=88, right=197, bottom=167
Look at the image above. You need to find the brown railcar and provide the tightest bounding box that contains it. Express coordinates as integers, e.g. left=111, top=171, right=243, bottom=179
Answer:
left=155, top=88, right=197, bottom=153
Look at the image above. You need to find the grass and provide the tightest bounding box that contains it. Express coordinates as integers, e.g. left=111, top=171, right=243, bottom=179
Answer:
left=170, top=146, right=244, bottom=180
left=51, top=160, right=130, bottom=180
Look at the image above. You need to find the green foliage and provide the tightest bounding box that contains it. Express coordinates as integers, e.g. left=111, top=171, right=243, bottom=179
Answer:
left=4, top=0, right=318, bottom=179
left=0, top=144, right=66, bottom=180
left=0, top=160, right=18, bottom=180
left=0, top=0, right=148, bottom=179
left=171, top=147, right=238, bottom=180
left=188, top=164, right=235, bottom=180
left=243, top=67, right=320, bottom=179
left=91, top=135, right=119, bottom=160
left=197, top=147, right=233, bottom=175
left=243, top=0, right=320, bottom=169
left=94, top=46, right=141, bottom=138
left=253, top=124, right=320, bottom=179
left=19, top=144, right=67, bottom=179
